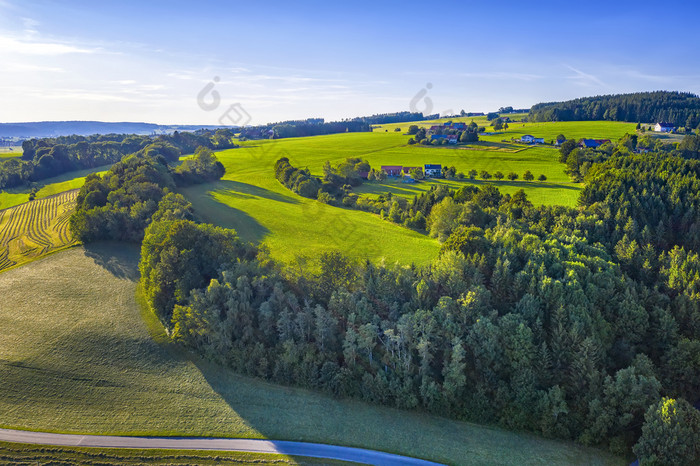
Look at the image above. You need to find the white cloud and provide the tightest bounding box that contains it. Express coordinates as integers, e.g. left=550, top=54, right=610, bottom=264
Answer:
left=0, top=35, right=97, bottom=55
left=5, top=61, right=64, bottom=73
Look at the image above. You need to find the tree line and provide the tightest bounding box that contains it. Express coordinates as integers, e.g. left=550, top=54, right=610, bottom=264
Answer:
left=240, top=112, right=441, bottom=141
left=0, top=129, right=236, bottom=190
left=529, top=91, right=700, bottom=128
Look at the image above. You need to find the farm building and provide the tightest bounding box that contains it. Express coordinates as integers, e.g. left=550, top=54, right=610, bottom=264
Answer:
left=381, top=165, right=403, bottom=177
left=654, top=122, right=675, bottom=132
left=447, top=135, right=458, bottom=144
left=424, top=164, right=442, bottom=177
left=520, top=135, right=544, bottom=144
left=580, top=139, right=611, bottom=149
left=430, top=134, right=447, bottom=141
left=402, top=166, right=419, bottom=174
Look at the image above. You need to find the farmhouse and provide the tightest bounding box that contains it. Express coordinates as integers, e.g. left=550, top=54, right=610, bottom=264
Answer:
left=402, top=166, right=419, bottom=174
left=654, top=122, right=675, bottom=132
left=430, top=134, right=447, bottom=141
left=520, top=135, right=544, bottom=144
left=424, top=164, right=442, bottom=177
left=381, top=165, right=403, bottom=177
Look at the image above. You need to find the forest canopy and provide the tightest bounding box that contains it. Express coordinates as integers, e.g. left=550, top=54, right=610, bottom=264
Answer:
left=529, top=91, right=700, bottom=128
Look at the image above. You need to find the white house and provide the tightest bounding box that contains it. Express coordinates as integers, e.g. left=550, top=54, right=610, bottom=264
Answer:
left=521, top=135, right=535, bottom=143
left=654, top=122, right=675, bottom=132
left=424, top=164, right=442, bottom=177
left=533, top=137, right=545, bottom=144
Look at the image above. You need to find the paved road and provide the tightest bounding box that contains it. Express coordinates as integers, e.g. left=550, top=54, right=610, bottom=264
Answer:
left=0, top=428, right=444, bottom=465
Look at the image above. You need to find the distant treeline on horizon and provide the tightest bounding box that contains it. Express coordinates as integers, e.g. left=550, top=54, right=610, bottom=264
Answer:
left=529, top=91, right=700, bottom=128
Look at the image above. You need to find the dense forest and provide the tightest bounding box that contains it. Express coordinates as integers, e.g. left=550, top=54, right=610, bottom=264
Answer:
left=0, top=129, right=236, bottom=190
left=70, top=130, right=700, bottom=464
left=529, top=91, right=700, bottom=128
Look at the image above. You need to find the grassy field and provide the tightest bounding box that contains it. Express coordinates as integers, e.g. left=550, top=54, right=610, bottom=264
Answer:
left=0, top=245, right=623, bottom=465
left=180, top=128, right=598, bottom=266
left=0, top=190, right=78, bottom=272
left=0, top=164, right=109, bottom=210
left=0, top=147, right=22, bottom=158
left=181, top=134, right=442, bottom=267
left=0, top=441, right=349, bottom=465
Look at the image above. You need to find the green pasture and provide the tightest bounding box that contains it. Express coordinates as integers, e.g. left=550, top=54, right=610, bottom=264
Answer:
left=0, top=147, right=22, bottom=158
left=0, top=164, right=109, bottom=210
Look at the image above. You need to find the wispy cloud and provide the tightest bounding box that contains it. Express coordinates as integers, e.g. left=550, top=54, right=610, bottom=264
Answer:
left=21, top=17, right=39, bottom=37
left=5, top=61, right=64, bottom=73
left=565, top=65, right=606, bottom=87
left=0, top=35, right=98, bottom=55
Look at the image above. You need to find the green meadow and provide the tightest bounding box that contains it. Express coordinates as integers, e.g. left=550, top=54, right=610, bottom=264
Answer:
left=0, top=147, right=22, bottom=159
left=0, top=244, right=624, bottom=465
left=159, top=121, right=633, bottom=265
left=0, top=164, right=109, bottom=210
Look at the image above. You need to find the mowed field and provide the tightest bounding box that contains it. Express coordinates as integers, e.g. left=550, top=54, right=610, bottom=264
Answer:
left=0, top=245, right=623, bottom=465
left=0, top=164, right=110, bottom=210
left=0, top=190, right=78, bottom=272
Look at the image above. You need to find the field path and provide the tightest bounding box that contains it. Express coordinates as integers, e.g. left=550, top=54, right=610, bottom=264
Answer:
left=0, top=428, right=442, bottom=465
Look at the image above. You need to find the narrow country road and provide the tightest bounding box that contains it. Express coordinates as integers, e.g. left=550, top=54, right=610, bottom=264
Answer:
left=0, top=428, right=444, bottom=465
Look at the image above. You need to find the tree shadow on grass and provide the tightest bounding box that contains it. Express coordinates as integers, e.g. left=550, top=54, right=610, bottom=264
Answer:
left=216, top=180, right=300, bottom=205
left=180, top=185, right=270, bottom=245
left=83, top=242, right=141, bottom=281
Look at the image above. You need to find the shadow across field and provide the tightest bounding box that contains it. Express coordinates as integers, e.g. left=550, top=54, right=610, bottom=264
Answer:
left=179, top=182, right=271, bottom=244
left=83, top=242, right=140, bottom=281
left=217, top=180, right=300, bottom=205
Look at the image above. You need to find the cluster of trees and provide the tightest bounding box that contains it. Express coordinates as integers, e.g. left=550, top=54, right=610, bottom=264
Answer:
left=0, top=130, right=236, bottom=190
left=242, top=112, right=434, bottom=140
left=69, top=145, right=225, bottom=242
left=240, top=118, right=374, bottom=140
left=407, top=121, right=481, bottom=146
left=529, top=91, right=700, bottom=128
left=274, top=157, right=370, bottom=205
left=558, top=131, right=700, bottom=184
left=351, top=112, right=427, bottom=125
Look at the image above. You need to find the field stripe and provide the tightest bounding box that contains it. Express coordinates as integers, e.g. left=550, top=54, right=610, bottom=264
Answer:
left=0, top=190, right=79, bottom=273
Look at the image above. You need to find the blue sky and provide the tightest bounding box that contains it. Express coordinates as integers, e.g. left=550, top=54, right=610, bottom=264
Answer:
left=1, top=0, right=699, bottom=125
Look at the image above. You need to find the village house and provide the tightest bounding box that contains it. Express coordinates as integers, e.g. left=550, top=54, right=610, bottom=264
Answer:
left=402, top=166, right=418, bottom=175
left=654, top=122, right=676, bottom=132
left=381, top=165, right=403, bottom=177
left=424, top=164, right=442, bottom=177
left=520, top=135, right=544, bottom=144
